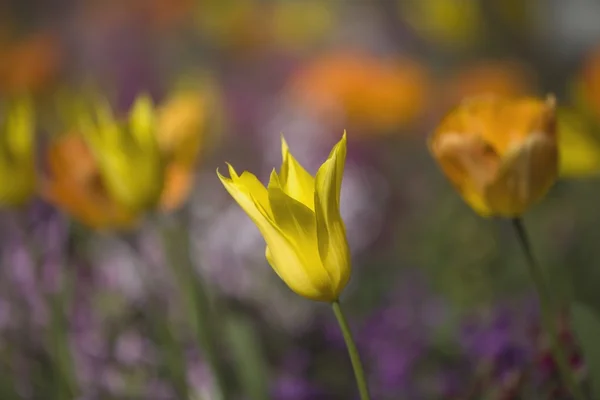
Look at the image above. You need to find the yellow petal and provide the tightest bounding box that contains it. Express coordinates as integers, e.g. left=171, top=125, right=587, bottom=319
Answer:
left=265, top=240, right=331, bottom=301
left=130, top=94, right=155, bottom=143
left=484, top=133, right=558, bottom=216
left=267, top=170, right=317, bottom=242
left=557, top=109, right=600, bottom=177
left=313, top=132, right=351, bottom=297
left=6, top=98, right=34, bottom=155
left=217, top=164, right=269, bottom=224
left=279, top=135, right=315, bottom=209
left=267, top=170, right=334, bottom=300
left=95, top=96, right=117, bottom=134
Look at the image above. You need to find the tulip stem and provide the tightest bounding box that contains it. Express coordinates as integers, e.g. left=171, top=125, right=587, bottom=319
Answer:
left=512, top=218, right=587, bottom=400
left=16, top=216, right=78, bottom=400
left=332, top=301, right=370, bottom=400
left=161, top=222, right=230, bottom=400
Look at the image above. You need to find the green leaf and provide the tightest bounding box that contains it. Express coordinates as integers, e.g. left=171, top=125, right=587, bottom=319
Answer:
left=150, top=308, right=190, bottom=400
left=225, top=315, right=269, bottom=400
left=571, top=302, right=600, bottom=398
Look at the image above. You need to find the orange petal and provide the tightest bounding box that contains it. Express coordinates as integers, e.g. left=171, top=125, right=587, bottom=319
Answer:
left=484, top=133, right=558, bottom=216
left=156, top=92, right=207, bottom=166
left=429, top=132, right=500, bottom=216
left=159, top=163, right=195, bottom=212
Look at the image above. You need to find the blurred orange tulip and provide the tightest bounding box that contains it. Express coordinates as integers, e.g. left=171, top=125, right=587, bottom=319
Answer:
left=429, top=95, right=558, bottom=217
left=444, top=60, right=535, bottom=105
left=288, top=53, right=430, bottom=132
left=0, top=32, right=62, bottom=95
left=44, top=90, right=209, bottom=228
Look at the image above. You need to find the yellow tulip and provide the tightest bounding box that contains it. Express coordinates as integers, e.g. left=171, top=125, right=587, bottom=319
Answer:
left=80, top=94, right=165, bottom=212
left=0, top=98, right=36, bottom=206
left=218, top=132, right=351, bottom=302
left=429, top=95, right=558, bottom=217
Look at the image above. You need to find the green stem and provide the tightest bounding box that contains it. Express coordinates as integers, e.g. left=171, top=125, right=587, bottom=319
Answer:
left=161, top=223, right=229, bottom=400
left=332, top=301, right=370, bottom=400
left=17, top=216, right=77, bottom=400
left=512, top=218, right=587, bottom=400
left=121, top=236, right=190, bottom=399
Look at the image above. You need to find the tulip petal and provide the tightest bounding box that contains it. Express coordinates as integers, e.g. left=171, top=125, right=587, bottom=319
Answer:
left=268, top=170, right=317, bottom=243
left=6, top=98, right=34, bottom=155
left=484, top=132, right=558, bottom=216
left=279, top=136, right=315, bottom=209
left=130, top=94, right=155, bottom=145
left=429, top=132, right=499, bottom=216
left=267, top=170, right=334, bottom=299
left=314, top=133, right=350, bottom=296
left=217, top=165, right=270, bottom=224
left=265, top=242, right=331, bottom=301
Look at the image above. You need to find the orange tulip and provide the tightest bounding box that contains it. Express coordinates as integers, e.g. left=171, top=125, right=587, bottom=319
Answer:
left=0, top=32, right=62, bottom=95
left=429, top=95, right=558, bottom=217
left=44, top=90, right=209, bottom=228
left=288, top=53, right=430, bottom=132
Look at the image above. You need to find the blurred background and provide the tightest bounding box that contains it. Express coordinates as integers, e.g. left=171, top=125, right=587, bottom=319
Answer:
left=2, top=0, right=600, bottom=399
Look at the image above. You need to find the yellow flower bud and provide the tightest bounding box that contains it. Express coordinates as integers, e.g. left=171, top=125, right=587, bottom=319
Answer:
left=0, top=98, right=36, bottom=206
left=218, top=132, right=351, bottom=302
left=429, top=95, right=558, bottom=217
left=81, top=94, right=165, bottom=213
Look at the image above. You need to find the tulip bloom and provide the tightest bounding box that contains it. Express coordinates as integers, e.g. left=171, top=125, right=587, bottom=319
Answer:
left=80, top=95, right=165, bottom=213
left=429, top=95, right=558, bottom=217
left=0, top=98, right=36, bottom=207
left=44, top=91, right=210, bottom=229
left=218, top=133, right=350, bottom=302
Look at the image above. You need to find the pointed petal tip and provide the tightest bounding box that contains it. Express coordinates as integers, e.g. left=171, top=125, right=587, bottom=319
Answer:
left=270, top=168, right=279, bottom=179
left=280, top=133, right=290, bottom=158
left=268, top=168, right=281, bottom=189
left=340, top=130, right=347, bottom=147
left=216, top=162, right=239, bottom=181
